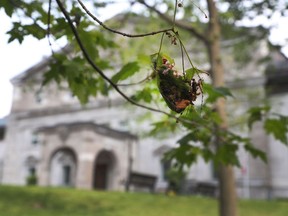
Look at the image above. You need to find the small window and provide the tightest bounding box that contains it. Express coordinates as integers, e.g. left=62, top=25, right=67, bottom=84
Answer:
left=118, top=120, right=129, bottom=131
left=31, top=133, right=39, bottom=145
left=0, top=127, right=5, bottom=141
left=211, top=161, right=219, bottom=180
left=35, top=90, right=43, bottom=103
left=29, top=167, right=36, bottom=176
left=161, top=160, right=171, bottom=181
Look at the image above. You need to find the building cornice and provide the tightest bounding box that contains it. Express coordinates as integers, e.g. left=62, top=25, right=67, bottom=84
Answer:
left=37, top=121, right=137, bottom=141
left=10, top=97, right=125, bottom=120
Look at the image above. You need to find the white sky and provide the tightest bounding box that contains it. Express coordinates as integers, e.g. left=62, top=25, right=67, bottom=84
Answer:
left=0, top=6, right=288, bottom=119
left=0, top=10, right=56, bottom=118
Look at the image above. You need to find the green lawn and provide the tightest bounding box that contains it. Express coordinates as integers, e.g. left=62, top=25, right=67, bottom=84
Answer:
left=0, top=185, right=287, bottom=216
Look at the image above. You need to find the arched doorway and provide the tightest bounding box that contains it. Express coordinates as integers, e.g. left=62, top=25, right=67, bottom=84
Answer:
left=93, top=150, right=116, bottom=190
left=49, top=148, right=77, bottom=187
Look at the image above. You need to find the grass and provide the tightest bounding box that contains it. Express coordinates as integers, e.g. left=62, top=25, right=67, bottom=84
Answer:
left=0, top=185, right=288, bottom=216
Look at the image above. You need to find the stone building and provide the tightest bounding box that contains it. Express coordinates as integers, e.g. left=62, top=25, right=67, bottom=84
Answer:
left=0, top=21, right=287, bottom=198
left=0, top=55, right=213, bottom=192
left=0, top=118, right=5, bottom=183
left=227, top=49, right=288, bottom=199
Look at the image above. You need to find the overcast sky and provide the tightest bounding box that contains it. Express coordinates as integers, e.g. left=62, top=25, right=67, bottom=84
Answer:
left=0, top=10, right=55, bottom=118
left=0, top=6, right=288, bottom=119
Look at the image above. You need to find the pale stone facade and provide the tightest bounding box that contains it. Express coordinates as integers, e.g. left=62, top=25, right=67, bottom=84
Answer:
left=0, top=39, right=287, bottom=199
left=229, top=50, right=288, bottom=199
left=0, top=58, right=212, bottom=192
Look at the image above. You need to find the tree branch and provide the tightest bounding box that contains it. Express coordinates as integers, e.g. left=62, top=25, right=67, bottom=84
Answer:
left=47, top=0, right=54, bottom=55
left=77, top=0, right=173, bottom=38
left=138, top=0, right=209, bottom=45
left=55, top=0, right=198, bottom=126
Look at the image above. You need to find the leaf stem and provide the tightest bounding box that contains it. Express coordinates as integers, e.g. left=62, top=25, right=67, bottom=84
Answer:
left=155, top=32, right=166, bottom=69
left=172, top=0, right=178, bottom=29
left=47, top=0, right=54, bottom=55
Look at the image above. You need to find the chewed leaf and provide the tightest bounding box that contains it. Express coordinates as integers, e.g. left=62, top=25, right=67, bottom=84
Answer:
left=185, top=68, right=198, bottom=80
left=156, top=66, right=192, bottom=112
left=185, top=67, right=209, bottom=80
left=161, top=53, right=175, bottom=65
left=151, top=52, right=175, bottom=69
left=185, top=67, right=210, bottom=80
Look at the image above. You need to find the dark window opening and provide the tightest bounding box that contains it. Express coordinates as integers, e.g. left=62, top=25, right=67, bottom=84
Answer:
left=29, top=167, right=36, bottom=176
left=212, top=161, right=219, bottom=180
left=31, top=133, right=39, bottom=145
left=161, top=160, right=171, bottom=181
left=0, top=127, right=5, bottom=141
left=35, top=90, right=43, bottom=103
left=63, top=165, right=71, bottom=186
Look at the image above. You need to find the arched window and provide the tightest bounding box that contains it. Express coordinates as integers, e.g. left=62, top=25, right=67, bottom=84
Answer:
left=49, top=148, right=77, bottom=187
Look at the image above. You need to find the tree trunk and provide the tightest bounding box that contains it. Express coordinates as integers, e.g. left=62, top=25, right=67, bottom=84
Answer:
left=206, top=1, right=238, bottom=216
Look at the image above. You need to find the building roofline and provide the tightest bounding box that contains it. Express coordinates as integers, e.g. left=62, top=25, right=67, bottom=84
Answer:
left=227, top=77, right=266, bottom=89
left=10, top=45, right=72, bottom=85
left=36, top=121, right=137, bottom=141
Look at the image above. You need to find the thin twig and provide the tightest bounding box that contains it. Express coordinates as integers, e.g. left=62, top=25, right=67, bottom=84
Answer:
left=190, top=0, right=208, bottom=18
left=172, top=0, right=178, bottom=29
left=175, top=32, right=210, bottom=78
left=116, top=76, right=151, bottom=86
left=180, top=39, right=185, bottom=77
left=154, top=32, right=165, bottom=71
left=77, top=0, right=173, bottom=38
left=55, top=0, right=198, bottom=126
left=138, top=0, right=209, bottom=45
left=47, top=0, right=54, bottom=55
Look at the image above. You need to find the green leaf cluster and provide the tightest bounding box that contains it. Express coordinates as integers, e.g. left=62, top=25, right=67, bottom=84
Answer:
left=44, top=54, right=108, bottom=104
left=203, top=83, right=233, bottom=104
left=247, top=106, right=270, bottom=129
left=248, top=106, right=288, bottom=145
left=264, top=117, right=288, bottom=145
left=7, top=22, right=46, bottom=43
left=111, top=62, right=140, bottom=84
